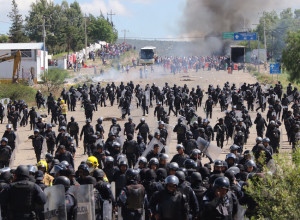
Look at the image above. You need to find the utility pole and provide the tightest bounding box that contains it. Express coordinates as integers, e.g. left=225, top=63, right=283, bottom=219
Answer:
left=258, top=34, right=260, bottom=73
left=43, top=17, right=46, bottom=73
left=84, top=14, right=88, bottom=61
left=107, top=10, right=115, bottom=26
left=263, top=12, right=267, bottom=62
left=122, top=29, right=129, bottom=43
left=37, top=17, right=50, bottom=73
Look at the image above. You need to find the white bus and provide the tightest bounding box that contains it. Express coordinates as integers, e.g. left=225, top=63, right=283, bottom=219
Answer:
left=139, top=46, right=157, bottom=65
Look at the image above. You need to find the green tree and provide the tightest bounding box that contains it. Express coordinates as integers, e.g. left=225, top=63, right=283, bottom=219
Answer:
left=246, top=148, right=300, bottom=219
left=87, top=15, right=118, bottom=43
left=282, top=30, right=300, bottom=83
left=8, top=0, right=28, bottom=42
left=0, top=35, right=9, bottom=43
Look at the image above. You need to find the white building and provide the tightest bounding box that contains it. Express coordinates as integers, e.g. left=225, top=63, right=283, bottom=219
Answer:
left=0, top=42, right=48, bottom=84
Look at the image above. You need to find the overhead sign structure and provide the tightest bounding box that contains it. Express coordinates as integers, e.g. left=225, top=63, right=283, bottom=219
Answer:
left=223, top=32, right=234, bottom=39
left=270, top=63, right=281, bottom=74
left=234, top=32, right=257, bottom=41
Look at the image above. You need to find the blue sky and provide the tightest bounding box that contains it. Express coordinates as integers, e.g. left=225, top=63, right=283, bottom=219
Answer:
left=0, top=0, right=185, bottom=39
left=0, top=0, right=299, bottom=40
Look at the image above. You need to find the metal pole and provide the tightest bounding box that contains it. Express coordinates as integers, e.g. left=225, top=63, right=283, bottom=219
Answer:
left=43, top=17, right=46, bottom=73
left=258, top=35, right=260, bottom=73
left=85, top=15, right=87, bottom=61
left=263, top=12, right=267, bottom=62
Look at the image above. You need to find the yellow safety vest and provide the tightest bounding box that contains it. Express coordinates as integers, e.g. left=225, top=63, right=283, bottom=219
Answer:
left=61, top=104, right=68, bottom=114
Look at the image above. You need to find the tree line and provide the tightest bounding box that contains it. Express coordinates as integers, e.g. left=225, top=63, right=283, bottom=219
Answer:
left=6, top=0, right=118, bottom=55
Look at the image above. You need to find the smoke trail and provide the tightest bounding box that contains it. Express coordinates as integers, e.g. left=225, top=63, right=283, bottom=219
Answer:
left=180, top=0, right=285, bottom=55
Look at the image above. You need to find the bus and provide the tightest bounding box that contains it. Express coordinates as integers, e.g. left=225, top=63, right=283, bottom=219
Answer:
left=139, top=46, right=157, bottom=65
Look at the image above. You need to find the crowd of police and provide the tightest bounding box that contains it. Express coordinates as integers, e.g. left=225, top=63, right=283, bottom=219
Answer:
left=0, top=77, right=300, bottom=220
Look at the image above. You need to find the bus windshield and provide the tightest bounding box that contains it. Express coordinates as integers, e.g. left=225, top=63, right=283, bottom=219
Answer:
left=140, top=49, right=154, bottom=59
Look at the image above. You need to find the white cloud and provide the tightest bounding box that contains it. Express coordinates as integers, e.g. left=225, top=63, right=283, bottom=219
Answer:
left=81, top=0, right=131, bottom=17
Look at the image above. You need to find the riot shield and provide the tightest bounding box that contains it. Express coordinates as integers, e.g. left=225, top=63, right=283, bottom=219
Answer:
left=9, top=134, right=19, bottom=168
left=134, top=138, right=165, bottom=168
left=111, top=181, right=116, bottom=199
left=103, top=200, right=112, bottom=220
left=287, top=94, right=294, bottom=103
left=145, top=90, right=150, bottom=107
left=115, top=128, right=125, bottom=148
left=44, top=185, right=67, bottom=220
left=121, top=90, right=126, bottom=98
left=164, top=124, right=173, bottom=151
left=42, top=139, right=47, bottom=160
left=225, top=95, right=232, bottom=106
left=235, top=111, right=242, bottom=119
left=69, top=184, right=96, bottom=220
left=189, top=115, right=198, bottom=125
left=196, top=137, right=222, bottom=161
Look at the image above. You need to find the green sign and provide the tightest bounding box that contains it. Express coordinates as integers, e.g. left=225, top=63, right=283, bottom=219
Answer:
left=223, top=32, right=234, bottom=39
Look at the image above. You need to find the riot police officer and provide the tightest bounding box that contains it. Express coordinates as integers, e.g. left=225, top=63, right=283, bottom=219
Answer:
left=0, top=165, right=47, bottom=220
left=67, top=117, right=79, bottom=147
left=44, top=124, right=56, bottom=155
left=124, top=116, right=136, bottom=139
left=0, top=138, right=12, bottom=168
left=118, top=169, right=146, bottom=220
left=149, top=175, right=188, bottom=220
left=200, top=177, right=238, bottom=220
left=29, top=129, right=44, bottom=163
left=122, top=134, right=138, bottom=168
left=2, top=124, right=16, bottom=152
left=80, top=119, right=94, bottom=155
left=136, top=118, right=149, bottom=144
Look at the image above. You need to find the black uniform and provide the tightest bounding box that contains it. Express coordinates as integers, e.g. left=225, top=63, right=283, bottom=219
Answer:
left=2, top=130, right=16, bottom=152
left=44, top=130, right=56, bottom=155
left=200, top=190, right=238, bottom=220
left=0, top=145, right=12, bottom=168
left=150, top=189, right=188, bottom=220
left=0, top=178, right=47, bottom=220
left=67, top=121, right=79, bottom=147
left=30, top=134, right=44, bottom=163
left=122, top=139, right=138, bottom=168
left=118, top=183, right=145, bottom=220
left=136, top=122, right=149, bottom=144
left=213, top=123, right=228, bottom=148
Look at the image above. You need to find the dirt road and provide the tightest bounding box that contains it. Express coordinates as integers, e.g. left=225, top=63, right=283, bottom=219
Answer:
left=2, top=66, right=290, bottom=168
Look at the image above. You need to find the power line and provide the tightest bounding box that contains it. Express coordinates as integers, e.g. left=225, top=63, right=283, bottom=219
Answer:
left=0, top=20, right=11, bottom=24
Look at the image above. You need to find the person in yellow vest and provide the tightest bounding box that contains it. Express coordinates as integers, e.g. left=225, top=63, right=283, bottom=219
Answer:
left=60, top=100, right=68, bottom=121
left=37, top=160, right=54, bottom=186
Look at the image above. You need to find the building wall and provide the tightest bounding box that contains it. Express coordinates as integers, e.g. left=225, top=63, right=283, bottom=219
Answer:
left=0, top=49, right=47, bottom=84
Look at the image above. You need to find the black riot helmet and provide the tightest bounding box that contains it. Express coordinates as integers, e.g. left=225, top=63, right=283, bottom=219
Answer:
left=93, top=169, right=105, bottom=180
left=53, top=176, right=71, bottom=191
left=175, top=170, right=186, bottom=183
left=191, top=172, right=202, bottom=184
left=213, top=177, right=230, bottom=190
left=125, top=168, right=139, bottom=183
left=165, top=175, right=179, bottom=186
left=184, top=159, right=197, bottom=169
left=15, top=165, right=30, bottom=178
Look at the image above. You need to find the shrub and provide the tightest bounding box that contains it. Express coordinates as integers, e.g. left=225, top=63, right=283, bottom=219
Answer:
left=41, top=68, right=69, bottom=92
left=0, top=84, right=36, bottom=103
left=246, top=149, right=300, bottom=219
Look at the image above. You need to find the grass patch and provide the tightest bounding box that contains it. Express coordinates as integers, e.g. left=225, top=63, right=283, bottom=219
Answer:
left=248, top=65, right=300, bottom=91
left=52, top=52, right=68, bottom=60
left=0, top=84, right=36, bottom=104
